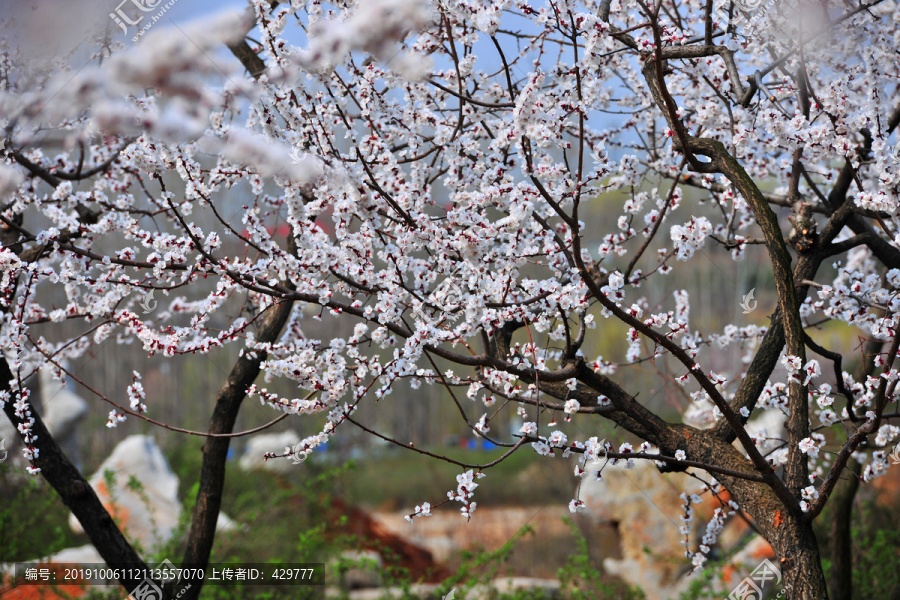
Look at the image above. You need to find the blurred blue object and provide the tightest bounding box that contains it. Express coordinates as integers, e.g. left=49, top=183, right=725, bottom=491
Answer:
left=468, top=439, right=477, bottom=449
left=482, top=440, right=496, bottom=450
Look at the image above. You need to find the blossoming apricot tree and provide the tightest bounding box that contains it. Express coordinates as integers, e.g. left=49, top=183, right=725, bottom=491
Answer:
left=1, top=0, right=899, bottom=598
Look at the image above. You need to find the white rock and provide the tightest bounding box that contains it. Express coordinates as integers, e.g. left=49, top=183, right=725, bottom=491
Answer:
left=216, top=511, right=240, bottom=533
left=239, top=430, right=302, bottom=473
left=46, top=544, right=104, bottom=564
left=745, top=409, right=787, bottom=454
left=41, top=374, right=89, bottom=467
left=69, top=435, right=180, bottom=550
left=579, top=459, right=694, bottom=600
left=69, top=434, right=239, bottom=551
left=40, top=365, right=88, bottom=438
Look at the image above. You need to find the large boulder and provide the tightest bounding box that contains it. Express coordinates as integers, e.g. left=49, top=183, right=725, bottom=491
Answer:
left=39, top=366, right=88, bottom=468
left=45, top=544, right=104, bottom=564
left=69, top=434, right=237, bottom=551
left=578, top=459, right=696, bottom=600
left=578, top=457, right=773, bottom=600
left=239, top=430, right=302, bottom=473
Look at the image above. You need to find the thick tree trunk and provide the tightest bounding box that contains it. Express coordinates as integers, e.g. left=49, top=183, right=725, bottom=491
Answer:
left=683, top=430, right=829, bottom=600
left=828, top=459, right=859, bottom=600
left=773, top=511, right=829, bottom=600
left=175, top=294, right=295, bottom=600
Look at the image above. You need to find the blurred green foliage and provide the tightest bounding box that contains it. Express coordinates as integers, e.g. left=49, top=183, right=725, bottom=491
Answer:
left=0, top=464, right=84, bottom=562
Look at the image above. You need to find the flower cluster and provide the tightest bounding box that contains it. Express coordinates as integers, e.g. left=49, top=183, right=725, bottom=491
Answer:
left=444, top=470, right=483, bottom=520
left=0, top=0, right=897, bottom=556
